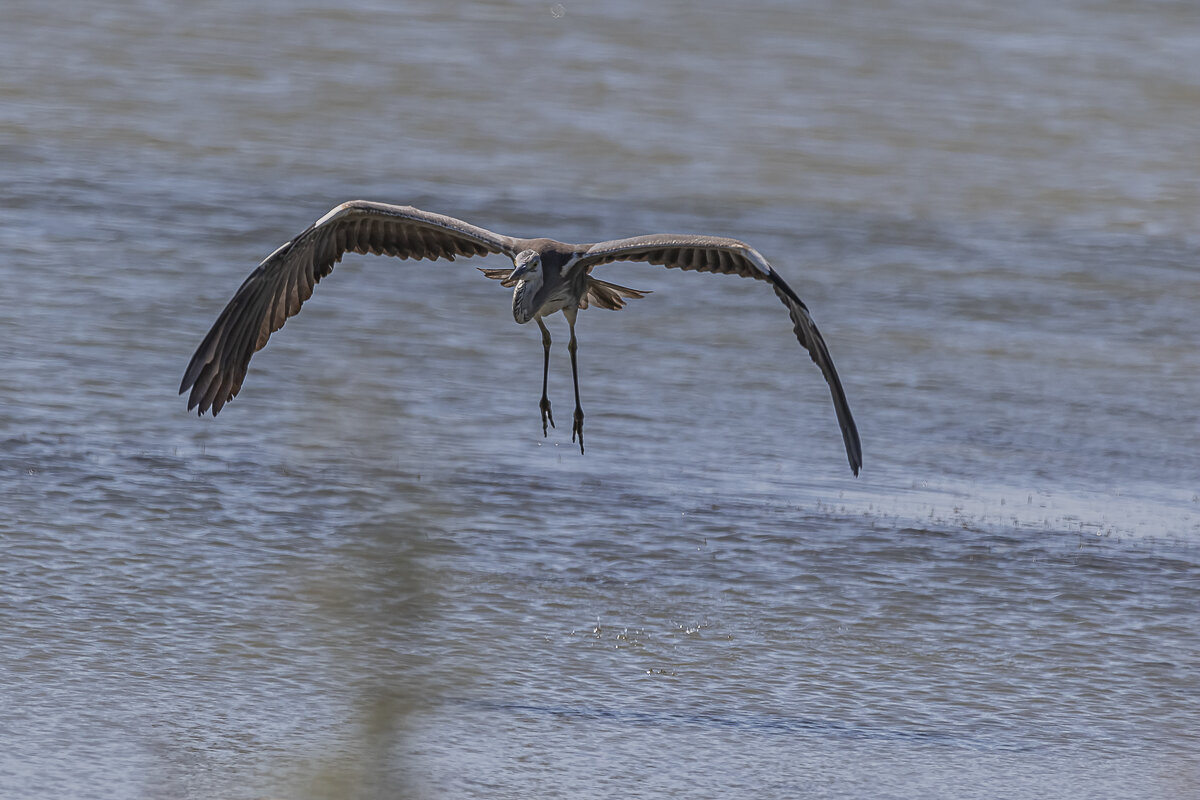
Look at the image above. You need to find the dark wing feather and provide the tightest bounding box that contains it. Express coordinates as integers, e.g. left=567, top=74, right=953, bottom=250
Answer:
left=181, top=201, right=520, bottom=415
left=574, top=235, right=862, bottom=476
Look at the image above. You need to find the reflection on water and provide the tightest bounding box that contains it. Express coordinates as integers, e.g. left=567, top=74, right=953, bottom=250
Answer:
left=1, top=0, right=1198, bottom=798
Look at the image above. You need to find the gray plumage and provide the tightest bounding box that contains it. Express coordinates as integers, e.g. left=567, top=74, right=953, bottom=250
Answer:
left=180, top=200, right=862, bottom=475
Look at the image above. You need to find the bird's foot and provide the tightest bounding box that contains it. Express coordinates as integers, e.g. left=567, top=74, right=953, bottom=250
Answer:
left=540, top=397, right=555, bottom=437
left=572, top=407, right=584, bottom=454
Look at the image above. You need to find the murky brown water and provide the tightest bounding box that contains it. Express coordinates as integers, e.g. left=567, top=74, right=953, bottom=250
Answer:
left=2, top=0, right=1198, bottom=797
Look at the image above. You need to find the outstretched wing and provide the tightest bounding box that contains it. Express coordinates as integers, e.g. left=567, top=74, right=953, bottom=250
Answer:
left=181, top=201, right=521, bottom=415
left=574, top=235, right=862, bottom=476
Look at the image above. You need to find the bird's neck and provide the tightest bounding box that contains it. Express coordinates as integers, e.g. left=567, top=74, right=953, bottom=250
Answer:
left=512, top=277, right=541, bottom=324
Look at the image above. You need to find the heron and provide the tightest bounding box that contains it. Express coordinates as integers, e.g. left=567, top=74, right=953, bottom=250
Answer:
left=180, top=201, right=862, bottom=475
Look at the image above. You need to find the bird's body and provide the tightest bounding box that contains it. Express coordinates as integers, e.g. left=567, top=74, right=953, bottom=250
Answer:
left=181, top=201, right=863, bottom=475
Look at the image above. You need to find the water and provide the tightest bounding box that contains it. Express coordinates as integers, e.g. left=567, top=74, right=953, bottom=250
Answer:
left=2, top=0, right=1198, bottom=797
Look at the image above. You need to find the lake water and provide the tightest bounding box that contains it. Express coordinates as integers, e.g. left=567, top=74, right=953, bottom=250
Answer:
left=2, top=0, right=1198, bottom=798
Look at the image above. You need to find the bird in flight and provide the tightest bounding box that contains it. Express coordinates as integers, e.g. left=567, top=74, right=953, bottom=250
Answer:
left=180, top=201, right=862, bottom=475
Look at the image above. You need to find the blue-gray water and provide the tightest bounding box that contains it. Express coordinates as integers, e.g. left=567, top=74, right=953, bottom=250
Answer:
left=2, top=1, right=1198, bottom=798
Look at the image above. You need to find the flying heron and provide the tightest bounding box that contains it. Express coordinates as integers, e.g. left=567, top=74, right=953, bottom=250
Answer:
left=180, top=201, right=863, bottom=475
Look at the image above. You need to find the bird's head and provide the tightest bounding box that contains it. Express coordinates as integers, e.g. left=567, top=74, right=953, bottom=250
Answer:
left=508, top=250, right=542, bottom=283
left=509, top=250, right=543, bottom=323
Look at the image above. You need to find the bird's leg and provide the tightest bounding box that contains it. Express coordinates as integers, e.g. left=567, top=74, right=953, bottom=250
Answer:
left=565, top=310, right=584, bottom=454
left=536, top=318, right=555, bottom=436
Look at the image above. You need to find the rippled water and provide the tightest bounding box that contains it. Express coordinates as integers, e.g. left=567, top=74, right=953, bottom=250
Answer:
left=2, top=0, right=1199, bottom=798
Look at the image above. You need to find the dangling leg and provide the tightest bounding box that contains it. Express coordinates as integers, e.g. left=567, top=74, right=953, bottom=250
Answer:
left=565, top=308, right=584, bottom=454
left=536, top=317, right=555, bottom=436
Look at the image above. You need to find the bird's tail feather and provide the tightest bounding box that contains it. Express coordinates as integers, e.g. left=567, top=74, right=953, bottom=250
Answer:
left=582, top=278, right=650, bottom=310
left=478, top=268, right=649, bottom=310
left=478, top=267, right=520, bottom=287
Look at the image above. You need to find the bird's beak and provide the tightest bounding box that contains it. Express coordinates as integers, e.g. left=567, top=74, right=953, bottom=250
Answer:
left=501, top=265, right=529, bottom=288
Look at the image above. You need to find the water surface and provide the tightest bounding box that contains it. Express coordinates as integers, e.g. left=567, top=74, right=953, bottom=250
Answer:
left=1, top=1, right=1198, bottom=797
